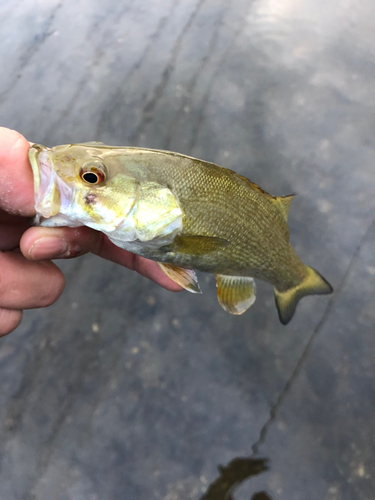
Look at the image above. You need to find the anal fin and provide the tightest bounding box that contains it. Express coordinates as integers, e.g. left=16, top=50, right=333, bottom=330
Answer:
left=158, top=263, right=201, bottom=294
left=215, top=275, right=256, bottom=315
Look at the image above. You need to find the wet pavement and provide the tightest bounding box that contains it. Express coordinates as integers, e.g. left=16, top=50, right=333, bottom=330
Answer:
left=1, top=0, right=375, bottom=498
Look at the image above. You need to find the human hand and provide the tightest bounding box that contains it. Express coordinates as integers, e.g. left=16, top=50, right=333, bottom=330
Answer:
left=0, top=127, right=182, bottom=337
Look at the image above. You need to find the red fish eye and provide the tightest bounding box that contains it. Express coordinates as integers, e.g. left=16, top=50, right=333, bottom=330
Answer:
left=80, top=169, right=106, bottom=184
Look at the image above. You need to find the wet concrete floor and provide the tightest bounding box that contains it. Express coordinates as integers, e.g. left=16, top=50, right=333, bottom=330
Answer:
left=0, top=0, right=374, bottom=498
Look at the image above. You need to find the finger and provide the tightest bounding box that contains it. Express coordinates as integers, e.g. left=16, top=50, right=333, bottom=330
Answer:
left=0, top=308, right=23, bottom=337
left=93, top=235, right=183, bottom=292
left=20, top=226, right=183, bottom=292
left=0, top=251, right=65, bottom=309
left=0, top=127, right=35, bottom=216
left=20, top=226, right=101, bottom=260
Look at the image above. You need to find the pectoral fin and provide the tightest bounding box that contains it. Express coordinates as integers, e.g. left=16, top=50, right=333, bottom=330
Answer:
left=157, top=263, right=201, bottom=293
left=164, top=235, right=230, bottom=255
left=215, top=275, right=256, bottom=315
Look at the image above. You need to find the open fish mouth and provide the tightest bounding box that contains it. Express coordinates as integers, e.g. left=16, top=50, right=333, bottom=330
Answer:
left=29, top=144, right=73, bottom=221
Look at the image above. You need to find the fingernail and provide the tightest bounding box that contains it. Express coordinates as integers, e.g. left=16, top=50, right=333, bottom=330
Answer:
left=29, top=237, right=69, bottom=260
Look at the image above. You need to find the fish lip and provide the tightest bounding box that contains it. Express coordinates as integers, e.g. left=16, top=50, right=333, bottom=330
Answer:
left=28, top=144, right=46, bottom=197
left=28, top=144, right=73, bottom=219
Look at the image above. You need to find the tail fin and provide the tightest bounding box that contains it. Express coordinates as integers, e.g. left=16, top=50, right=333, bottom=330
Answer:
left=274, top=267, right=333, bottom=325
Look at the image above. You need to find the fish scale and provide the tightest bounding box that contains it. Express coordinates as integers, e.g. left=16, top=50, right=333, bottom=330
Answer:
left=29, top=142, right=333, bottom=324
left=146, top=156, right=292, bottom=277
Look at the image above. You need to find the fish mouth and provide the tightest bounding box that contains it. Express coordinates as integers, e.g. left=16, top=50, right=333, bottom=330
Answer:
left=29, top=144, right=73, bottom=220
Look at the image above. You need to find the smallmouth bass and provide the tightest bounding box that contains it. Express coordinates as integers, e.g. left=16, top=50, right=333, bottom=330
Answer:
left=29, top=142, right=333, bottom=324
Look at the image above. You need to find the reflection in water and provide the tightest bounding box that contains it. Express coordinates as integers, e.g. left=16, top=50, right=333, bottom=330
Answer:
left=200, top=457, right=271, bottom=500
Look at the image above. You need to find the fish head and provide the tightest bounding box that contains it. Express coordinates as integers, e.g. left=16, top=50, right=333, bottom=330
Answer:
left=29, top=143, right=139, bottom=232
left=29, top=143, right=183, bottom=243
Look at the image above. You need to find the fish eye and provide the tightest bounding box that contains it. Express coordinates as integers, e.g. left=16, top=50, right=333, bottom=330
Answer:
left=79, top=162, right=106, bottom=185
left=81, top=171, right=102, bottom=184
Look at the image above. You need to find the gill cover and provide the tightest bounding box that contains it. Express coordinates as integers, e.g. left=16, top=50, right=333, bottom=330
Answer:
left=29, top=143, right=184, bottom=246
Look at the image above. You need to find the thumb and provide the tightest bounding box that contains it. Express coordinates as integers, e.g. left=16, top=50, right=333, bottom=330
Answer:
left=0, top=127, right=35, bottom=217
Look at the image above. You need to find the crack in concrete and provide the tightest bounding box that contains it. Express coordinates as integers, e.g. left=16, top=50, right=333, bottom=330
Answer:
left=164, top=0, right=233, bottom=151
left=251, top=218, right=375, bottom=457
left=131, top=0, right=207, bottom=143
left=0, top=2, right=62, bottom=104
left=95, top=0, right=181, bottom=139
left=188, top=12, right=246, bottom=152
left=47, top=1, right=135, bottom=136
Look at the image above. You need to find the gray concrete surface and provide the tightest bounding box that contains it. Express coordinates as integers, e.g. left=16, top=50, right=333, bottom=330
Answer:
left=1, top=0, right=374, bottom=499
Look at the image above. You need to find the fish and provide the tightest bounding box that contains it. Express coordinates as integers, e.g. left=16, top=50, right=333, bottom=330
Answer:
left=28, top=142, right=333, bottom=324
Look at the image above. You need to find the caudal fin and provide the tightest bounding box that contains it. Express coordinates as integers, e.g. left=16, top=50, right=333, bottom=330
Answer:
left=274, top=267, right=333, bottom=325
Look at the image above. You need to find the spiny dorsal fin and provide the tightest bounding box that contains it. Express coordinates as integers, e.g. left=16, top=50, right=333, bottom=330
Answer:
left=157, top=263, right=201, bottom=293
left=215, top=275, right=256, bottom=315
left=274, top=194, right=295, bottom=221
left=79, top=141, right=106, bottom=146
left=235, top=173, right=275, bottom=200
left=236, top=172, right=296, bottom=221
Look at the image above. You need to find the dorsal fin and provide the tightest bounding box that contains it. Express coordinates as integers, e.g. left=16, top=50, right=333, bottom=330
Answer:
left=231, top=171, right=295, bottom=221
left=275, top=194, right=295, bottom=221
left=235, top=173, right=275, bottom=200
left=79, top=141, right=106, bottom=147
